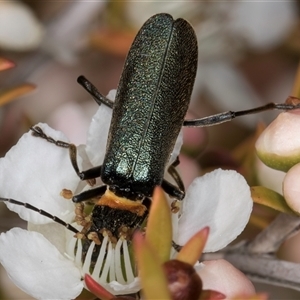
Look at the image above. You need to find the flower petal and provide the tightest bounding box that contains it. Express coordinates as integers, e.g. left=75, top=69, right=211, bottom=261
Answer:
left=198, top=259, right=255, bottom=298
left=85, top=104, right=112, bottom=166
left=168, top=129, right=183, bottom=165
left=101, top=278, right=141, bottom=295
left=28, top=222, right=68, bottom=255
left=0, top=123, right=79, bottom=224
left=176, top=169, right=252, bottom=252
left=256, top=158, right=285, bottom=195
left=0, top=228, right=83, bottom=300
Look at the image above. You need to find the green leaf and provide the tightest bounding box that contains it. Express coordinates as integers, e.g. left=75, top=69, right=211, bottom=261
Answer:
left=251, top=186, right=298, bottom=215
left=134, top=232, right=171, bottom=300
left=145, top=187, right=172, bottom=263
left=176, top=227, right=209, bottom=266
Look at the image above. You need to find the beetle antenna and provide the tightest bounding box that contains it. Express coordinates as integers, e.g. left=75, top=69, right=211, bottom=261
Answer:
left=77, top=75, right=114, bottom=109
left=31, top=126, right=70, bottom=148
left=0, top=197, right=79, bottom=234
left=184, top=100, right=300, bottom=127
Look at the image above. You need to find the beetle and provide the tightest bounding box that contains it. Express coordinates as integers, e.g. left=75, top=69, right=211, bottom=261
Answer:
left=2, top=13, right=198, bottom=264
left=2, top=13, right=300, bottom=264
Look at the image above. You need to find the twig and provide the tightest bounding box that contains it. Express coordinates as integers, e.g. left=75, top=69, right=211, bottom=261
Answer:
left=247, top=213, right=300, bottom=254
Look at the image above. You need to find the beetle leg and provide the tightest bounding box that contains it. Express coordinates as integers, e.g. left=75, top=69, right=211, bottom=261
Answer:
left=161, top=179, right=185, bottom=201
left=72, top=185, right=107, bottom=203
left=31, top=126, right=102, bottom=183
left=161, top=157, right=185, bottom=213
left=172, top=240, right=183, bottom=252
left=167, top=156, right=185, bottom=194
left=77, top=76, right=114, bottom=109
left=68, top=144, right=102, bottom=181
left=183, top=100, right=300, bottom=127
left=161, top=179, right=184, bottom=214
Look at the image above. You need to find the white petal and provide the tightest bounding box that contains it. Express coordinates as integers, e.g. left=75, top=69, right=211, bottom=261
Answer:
left=106, top=89, right=117, bottom=101
left=176, top=169, right=252, bottom=252
left=28, top=222, right=68, bottom=255
left=85, top=104, right=112, bottom=166
left=168, top=129, right=183, bottom=165
left=101, top=277, right=141, bottom=295
left=256, top=158, right=285, bottom=195
left=0, top=228, right=83, bottom=300
left=0, top=123, right=79, bottom=224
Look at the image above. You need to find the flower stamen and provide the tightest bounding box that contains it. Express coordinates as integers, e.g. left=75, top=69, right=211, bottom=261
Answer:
left=75, top=238, right=83, bottom=267
left=92, top=235, right=108, bottom=279
left=100, top=241, right=113, bottom=282
left=123, top=240, right=135, bottom=283
left=115, top=239, right=125, bottom=284
left=66, top=232, right=135, bottom=287
left=82, top=241, right=95, bottom=274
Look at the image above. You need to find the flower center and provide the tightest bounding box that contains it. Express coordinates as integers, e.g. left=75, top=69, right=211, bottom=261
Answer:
left=63, top=189, right=149, bottom=287
left=66, top=233, right=135, bottom=285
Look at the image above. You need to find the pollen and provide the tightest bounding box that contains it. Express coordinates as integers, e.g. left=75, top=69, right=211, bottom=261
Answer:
left=60, top=189, right=73, bottom=199
left=87, top=232, right=101, bottom=245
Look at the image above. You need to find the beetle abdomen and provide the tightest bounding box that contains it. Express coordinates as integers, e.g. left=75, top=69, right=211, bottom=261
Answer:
left=102, top=13, right=198, bottom=199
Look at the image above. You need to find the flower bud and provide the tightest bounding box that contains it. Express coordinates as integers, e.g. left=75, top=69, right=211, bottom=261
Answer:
left=283, top=162, right=300, bottom=213
left=255, top=110, right=300, bottom=172
left=163, top=259, right=202, bottom=300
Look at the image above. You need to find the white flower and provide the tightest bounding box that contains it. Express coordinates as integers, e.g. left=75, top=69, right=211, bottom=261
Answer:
left=0, top=100, right=141, bottom=299
left=0, top=95, right=252, bottom=299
